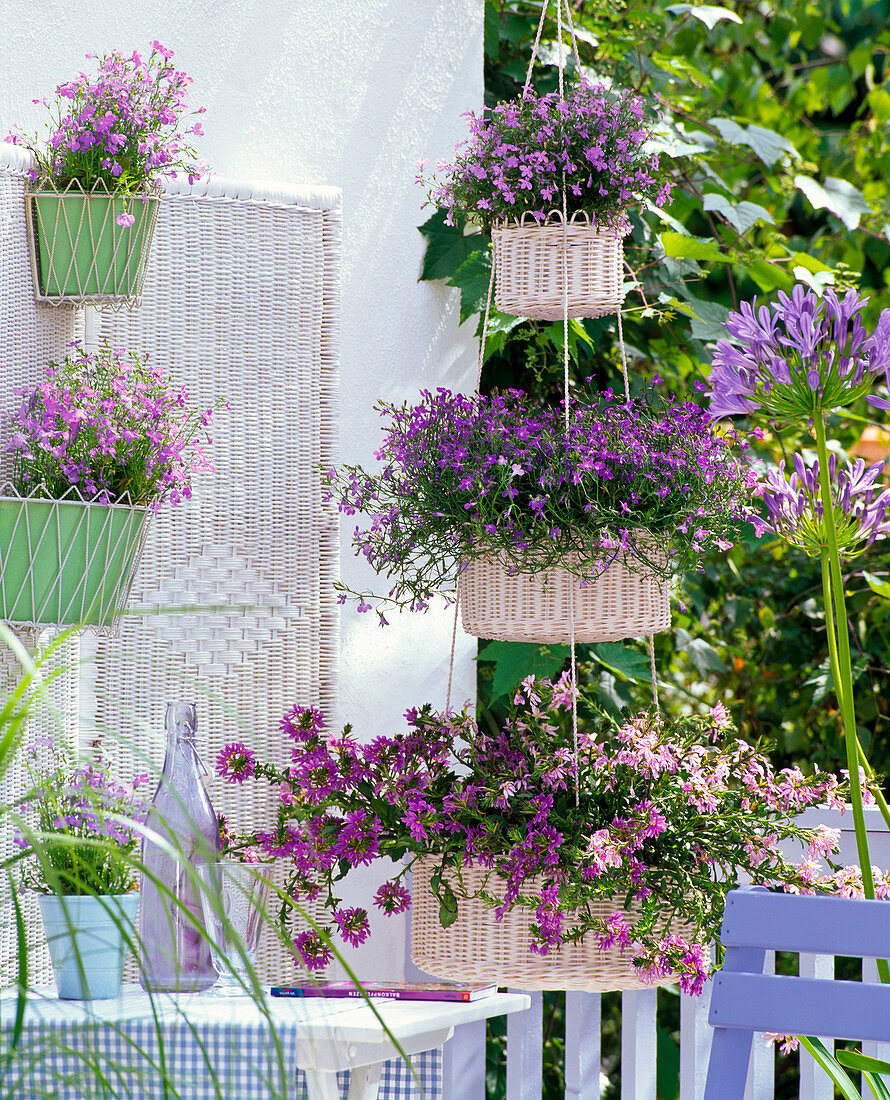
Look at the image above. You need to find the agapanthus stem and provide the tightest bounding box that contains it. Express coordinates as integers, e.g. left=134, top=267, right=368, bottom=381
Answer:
left=813, top=418, right=880, bottom=907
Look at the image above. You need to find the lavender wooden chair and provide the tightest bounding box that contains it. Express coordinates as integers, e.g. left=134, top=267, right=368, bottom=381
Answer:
left=704, top=885, right=890, bottom=1098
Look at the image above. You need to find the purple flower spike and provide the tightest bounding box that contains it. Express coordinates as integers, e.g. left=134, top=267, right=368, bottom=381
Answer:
left=708, top=284, right=883, bottom=421
left=751, top=454, right=890, bottom=558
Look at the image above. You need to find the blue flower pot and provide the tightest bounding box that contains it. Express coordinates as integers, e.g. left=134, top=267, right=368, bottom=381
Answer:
left=38, top=893, right=139, bottom=1000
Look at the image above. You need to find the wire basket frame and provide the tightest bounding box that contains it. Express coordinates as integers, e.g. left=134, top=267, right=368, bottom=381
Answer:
left=492, top=212, right=624, bottom=321
left=458, top=550, right=670, bottom=644
left=26, top=180, right=160, bottom=310
left=0, top=486, right=150, bottom=634
left=411, top=858, right=680, bottom=992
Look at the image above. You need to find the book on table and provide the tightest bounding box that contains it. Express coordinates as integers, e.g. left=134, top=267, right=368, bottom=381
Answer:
left=270, top=980, right=498, bottom=1002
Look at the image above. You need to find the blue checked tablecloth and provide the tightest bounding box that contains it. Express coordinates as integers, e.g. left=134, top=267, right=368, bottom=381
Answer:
left=0, top=986, right=442, bottom=1099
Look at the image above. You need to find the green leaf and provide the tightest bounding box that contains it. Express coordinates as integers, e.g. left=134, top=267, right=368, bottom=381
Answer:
left=418, top=210, right=482, bottom=282
left=674, top=629, right=725, bottom=675
left=666, top=4, right=742, bottom=29
left=660, top=231, right=725, bottom=263
left=799, top=1037, right=864, bottom=1100
left=449, top=249, right=493, bottom=323
left=864, top=572, right=890, bottom=600
left=710, top=117, right=799, bottom=166
left=743, top=258, right=795, bottom=292
left=483, top=0, right=501, bottom=59
left=478, top=641, right=569, bottom=701
left=656, top=1025, right=681, bottom=1100
left=589, top=642, right=651, bottom=683
left=794, top=176, right=874, bottom=231
left=670, top=295, right=730, bottom=341
left=438, top=883, right=459, bottom=928
left=837, top=1049, right=890, bottom=1086
left=703, top=193, right=775, bottom=235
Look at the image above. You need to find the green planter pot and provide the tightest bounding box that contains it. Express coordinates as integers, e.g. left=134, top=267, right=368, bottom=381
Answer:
left=0, top=496, right=150, bottom=628
left=27, top=183, right=159, bottom=305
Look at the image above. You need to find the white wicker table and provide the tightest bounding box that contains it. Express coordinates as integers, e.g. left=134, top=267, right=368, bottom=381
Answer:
left=0, top=985, right=530, bottom=1099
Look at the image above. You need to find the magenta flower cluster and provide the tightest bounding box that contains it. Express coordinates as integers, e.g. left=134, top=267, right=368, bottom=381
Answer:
left=709, top=285, right=890, bottom=420
left=751, top=453, right=890, bottom=558
left=17, top=739, right=151, bottom=896
left=6, top=341, right=218, bottom=508
left=421, top=80, right=670, bottom=230
left=215, top=683, right=851, bottom=992
left=5, top=42, right=206, bottom=198
left=322, top=386, right=752, bottom=617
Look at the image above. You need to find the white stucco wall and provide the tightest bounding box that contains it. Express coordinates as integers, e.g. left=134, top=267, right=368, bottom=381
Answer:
left=1, top=0, right=481, bottom=979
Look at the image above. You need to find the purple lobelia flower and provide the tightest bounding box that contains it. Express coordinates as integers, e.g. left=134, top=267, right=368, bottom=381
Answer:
left=750, top=453, right=890, bottom=558
left=709, top=284, right=890, bottom=420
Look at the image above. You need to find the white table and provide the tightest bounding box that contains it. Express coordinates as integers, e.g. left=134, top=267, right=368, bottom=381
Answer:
left=0, top=985, right=530, bottom=1100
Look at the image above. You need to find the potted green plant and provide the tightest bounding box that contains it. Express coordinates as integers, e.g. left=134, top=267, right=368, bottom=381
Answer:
left=214, top=682, right=855, bottom=992
left=420, top=80, right=670, bottom=320
left=15, top=741, right=150, bottom=999
left=322, top=386, right=751, bottom=642
left=5, top=42, right=206, bottom=306
left=1, top=341, right=219, bottom=630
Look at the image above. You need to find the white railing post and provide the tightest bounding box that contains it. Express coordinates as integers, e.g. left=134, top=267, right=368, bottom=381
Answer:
left=680, top=977, right=714, bottom=1100
left=506, top=989, right=543, bottom=1100
left=861, top=958, right=890, bottom=1067
left=743, top=951, right=775, bottom=1100
left=797, top=954, right=833, bottom=1100
left=565, top=991, right=602, bottom=1099
left=442, top=1019, right=487, bottom=1100
left=621, top=988, right=658, bottom=1100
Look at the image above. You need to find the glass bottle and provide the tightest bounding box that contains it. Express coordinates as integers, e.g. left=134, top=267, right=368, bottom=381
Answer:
left=138, top=701, right=221, bottom=991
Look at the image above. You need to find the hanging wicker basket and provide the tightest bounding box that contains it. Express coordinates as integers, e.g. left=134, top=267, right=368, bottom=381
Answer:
left=26, top=179, right=160, bottom=308
left=458, top=550, right=670, bottom=644
left=0, top=488, right=150, bottom=632
left=411, top=859, right=679, bottom=992
left=491, top=212, right=624, bottom=321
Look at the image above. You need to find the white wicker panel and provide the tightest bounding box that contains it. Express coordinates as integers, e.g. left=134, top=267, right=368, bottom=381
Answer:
left=84, top=180, right=341, bottom=984
left=0, top=146, right=80, bottom=988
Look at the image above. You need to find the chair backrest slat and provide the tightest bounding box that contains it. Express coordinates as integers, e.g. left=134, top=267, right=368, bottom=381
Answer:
left=710, top=972, right=890, bottom=1044
left=720, top=889, right=890, bottom=957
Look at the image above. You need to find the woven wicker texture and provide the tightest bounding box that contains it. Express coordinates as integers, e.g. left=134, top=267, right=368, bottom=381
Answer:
left=458, top=552, right=671, bottom=643
left=26, top=182, right=159, bottom=310
left=492, top=214, right=624, bottom=321
left=0, top=145, right=341, bottom=987
left=0, top=146, right=81, bottom=987
left=84, top=179, right=342, bottom=984
left=411, top=858, right=680, bottom=992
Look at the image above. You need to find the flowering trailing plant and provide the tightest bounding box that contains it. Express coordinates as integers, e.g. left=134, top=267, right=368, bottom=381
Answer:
left=321, top=386, right=752, bottom=619
left=15, top=739, right=150, bottom=895
left=215, top=680, right=857, bottom=993
left=419, top=80, right=670, bottom=232
left=708, top=284, right=890, bottom=974
left=5, top=42, right=206, bottom=204
left=6, top=341, right=220, bottom=508
left=422, top=80, right=668, bottom=233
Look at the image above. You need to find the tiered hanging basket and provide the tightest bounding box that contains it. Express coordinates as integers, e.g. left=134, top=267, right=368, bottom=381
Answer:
left=458, top=549, right=670, bottom=644
left=492, top=211, right=624, bottom=321
left=411, top=858, right=679, bottom=992
left=0, top=487, right=150, bottom=630
left=26, top=179, right=159, bottom=307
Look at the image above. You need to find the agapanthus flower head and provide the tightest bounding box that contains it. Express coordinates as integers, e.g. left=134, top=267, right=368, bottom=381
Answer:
left=420, top=79, right=669, bottom=230
left=708, top=284, right=890, bottom=420
left=750, top=453, right=890, bottom=558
